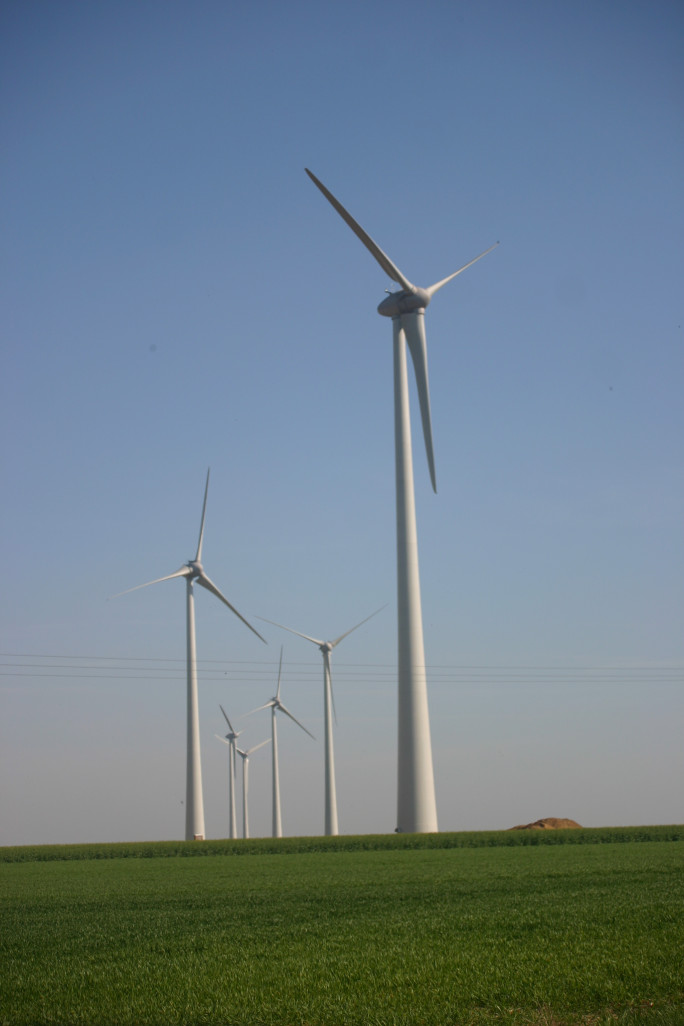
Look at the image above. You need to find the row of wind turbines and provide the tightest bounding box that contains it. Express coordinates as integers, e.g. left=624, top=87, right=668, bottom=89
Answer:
left=115, top=169, right=497, bottom=840
left=215, top=632, right=377, bottom=841
left=215, top=703, right=272, bottom=841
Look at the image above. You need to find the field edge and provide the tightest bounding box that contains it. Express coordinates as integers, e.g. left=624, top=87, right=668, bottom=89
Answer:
left=2, top=823, right=682, bottom=863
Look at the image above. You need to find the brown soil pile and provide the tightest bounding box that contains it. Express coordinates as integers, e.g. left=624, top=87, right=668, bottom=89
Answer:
left=509, top=817, right=582, bottom=831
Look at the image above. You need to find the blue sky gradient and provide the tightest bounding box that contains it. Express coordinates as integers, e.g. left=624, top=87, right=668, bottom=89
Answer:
left=2, top=0, right=682, bottom=844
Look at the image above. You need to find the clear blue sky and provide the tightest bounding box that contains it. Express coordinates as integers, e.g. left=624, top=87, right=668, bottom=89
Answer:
left=2, top=0, right=682, bottom=845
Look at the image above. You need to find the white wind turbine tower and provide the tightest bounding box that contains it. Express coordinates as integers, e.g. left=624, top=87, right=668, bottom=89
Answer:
left=305, top=169, right=498, bottom=833
left=215, top=705, right=242, bottom=839
left=246, top=646, right=315, bottom=838
left=257, top=608, right=384, bottom=836
left=115, top=469, right=266, bottom=841
left=236, top=739, right=270, bottom=839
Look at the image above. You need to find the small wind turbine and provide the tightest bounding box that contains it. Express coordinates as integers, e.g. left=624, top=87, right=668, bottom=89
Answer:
left=236, top=739, right=270, bottom=839
left=114, top=469, right=266, bottom=841
left=257, top=608, right=384, bottom=836
left=215, top=705, right=242, bottom=839
left=305, top=169, right=497, bottom=833
left=246, top=646, right=315, bottom=838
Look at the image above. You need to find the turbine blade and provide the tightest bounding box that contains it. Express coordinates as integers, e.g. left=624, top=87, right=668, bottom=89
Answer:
left=244, top=700, right=275, bottom=717
left=256, top=616, right=323, bottom=648
left=246, top=738, right=271, bottom=756
left=278, top=703, right=316, bottom=740
left=425, top=242, right=499, bottom=298
left=330, top=604, right=387, bottom=648
left=215, top=734, right=231, bottom=746
left=219, top=704, right=237, bottom=733
left=197, top=574, right=267, bottom=643
left=402, top=312, right=437, bottom=492
left=110, top=565, right=191, bottom=598
left=305, top=169, right=415, bottom=293
left=195, top=467, right=210, bottom=562
left=275, top=646, right=284, bottom=701
left=330, top=670, right=338, bottom=726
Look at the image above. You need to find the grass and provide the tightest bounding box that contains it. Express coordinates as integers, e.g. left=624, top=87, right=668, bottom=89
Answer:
left=1, top=823, right=681, bottom=863
left=1, top=830, right=682, bottom=1025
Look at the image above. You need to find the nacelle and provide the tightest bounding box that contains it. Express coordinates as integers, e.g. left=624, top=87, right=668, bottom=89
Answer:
left=377, top=287, right=430, bottom=318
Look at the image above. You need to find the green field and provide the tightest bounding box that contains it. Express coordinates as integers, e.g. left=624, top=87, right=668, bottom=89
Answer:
left=1, top=828, right=682, bottom=1025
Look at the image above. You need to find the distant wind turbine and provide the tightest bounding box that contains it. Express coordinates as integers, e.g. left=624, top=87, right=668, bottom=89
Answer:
left=236, top=739, right=270, bottom=839
left=215, top=704, right=242, bottom=839
left=305, top=169, right=497, bottom=833
left=113, top=469, right=266, bottom=841
left=257, top=607, right=384, bottom=836
left=246, top=646, right=315, bottom=838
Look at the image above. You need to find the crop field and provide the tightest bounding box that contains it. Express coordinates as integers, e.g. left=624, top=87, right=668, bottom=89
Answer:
left=1, top=828, right=682, bottom=1026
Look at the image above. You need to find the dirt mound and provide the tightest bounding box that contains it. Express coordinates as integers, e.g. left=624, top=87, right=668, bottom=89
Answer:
left=509, top=817, right=582, bottom=831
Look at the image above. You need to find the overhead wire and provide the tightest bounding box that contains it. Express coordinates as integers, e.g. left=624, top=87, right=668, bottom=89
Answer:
left=1, top=652, right=681, bottom=686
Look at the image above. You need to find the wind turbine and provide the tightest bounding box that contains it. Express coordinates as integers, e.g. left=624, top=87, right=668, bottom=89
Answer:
left=246, top=646, right=315, bottom=838
left=236, top=739, right=270, bottom=839
left=305, top=169, right=497, bottom=833
left=215, top=705, right=242, bottom=839
left=114, top=469, right=266, bottom=841
left=257, top=607, right=384, bottom=836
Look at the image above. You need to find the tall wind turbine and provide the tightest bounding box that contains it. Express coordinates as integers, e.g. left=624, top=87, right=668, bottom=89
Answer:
left=305, top=169, right=498, bottom=833
left=215, top=705, right=242, bottom=839
left=236, top=739, right=270, bottom=839
left=258, top=608, right=384, bottom=836
left=114, top=469, right=266, bottom=841
left=246, top=646, right=315, bottom=838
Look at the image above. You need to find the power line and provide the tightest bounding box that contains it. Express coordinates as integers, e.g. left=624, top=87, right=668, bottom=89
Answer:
left=3, top=652, right=682, bottom=671
left=1, top=653, right=681, bottom=686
